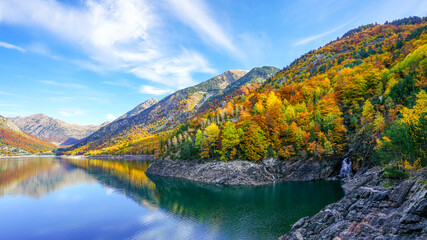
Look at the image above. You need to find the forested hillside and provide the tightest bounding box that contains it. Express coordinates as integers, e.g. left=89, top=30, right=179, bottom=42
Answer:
left=66, top=17, right=426, bottom=174
left=65, top=68, right=278, bottom=155
left=158, top=17, right=427, bottom=173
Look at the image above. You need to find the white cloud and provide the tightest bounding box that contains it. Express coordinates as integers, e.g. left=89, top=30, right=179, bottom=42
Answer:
left=46, top=96, right=74, bottom=102
left=166, top=0, right=238, bottom=55
left=59, top=108, right=85, bottom=117
left=139, top=85, right=172, bottom=95
left=0, top=41, right=25, bottom=52
left=40, top=80, right=86, bottom=89
left=106, top=113, right=117, bottom=121
left=0, top=0, right=219, bottom=89
left=132, top=49, right=215, bottom=88
left=293, top=22, right=351, bottom=46
left=0, top=91, right=12, bottom=95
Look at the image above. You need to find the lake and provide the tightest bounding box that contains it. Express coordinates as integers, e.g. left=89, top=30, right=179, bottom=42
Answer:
left=0, top=157, right=344, bottom=240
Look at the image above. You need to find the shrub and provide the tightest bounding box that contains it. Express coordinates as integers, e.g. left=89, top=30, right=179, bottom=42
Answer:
left=382, top=164, right=409, bottom=180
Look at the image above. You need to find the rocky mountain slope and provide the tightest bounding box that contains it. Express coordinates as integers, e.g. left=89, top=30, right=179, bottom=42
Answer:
left=197, top=66, right=279, bottom=113
left=67, top=69, right=275, bottom=154
left=10, top=113, right=103, bottom=146
left=156, top=17, right=427, bottom=167
left=116, top=98, right=159, bottom=120
left=0, top=115, right=55, bottom=155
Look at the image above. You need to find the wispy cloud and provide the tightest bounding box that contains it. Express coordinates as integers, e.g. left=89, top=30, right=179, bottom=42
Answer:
left=59, top=108, right=85, bottom=117
left=0, top=0, right=219, bottom=89
left=166, top=0, right=238, bottom=55
left=40, top=80, right=86, bottom=89
left=106, top=113, right=117, bottom=121
left=46, top=96, right=74, bottom=102
left=131, top=49, right=215, bottom=88
left=139, top=85, right=172, bottom=95
left=0, top=41, right=25, bottom=52
left=293, top=22, right=351, bottom=46
left=0, top=103, right=18, bottom=107
left=0, top=91, right=12, bottom=96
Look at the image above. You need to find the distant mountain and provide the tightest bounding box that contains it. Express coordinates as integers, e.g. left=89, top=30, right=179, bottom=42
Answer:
left=117, top=98, right=159, bottom=120
left=67, top=69, right=252, bottom=154
left=0, top=115, right=55, bottom=155
left=10, top=113, right=102, bottom=146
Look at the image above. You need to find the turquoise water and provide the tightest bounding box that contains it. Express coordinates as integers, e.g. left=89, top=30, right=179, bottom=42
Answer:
left=0, top=157, right=344, bottom=240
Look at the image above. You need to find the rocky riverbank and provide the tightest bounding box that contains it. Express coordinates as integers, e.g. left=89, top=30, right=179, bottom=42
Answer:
left=60, top=154, right=155, bottom=161
left=145, top=158, right=341, bottom=186
left=279, top=167, right=427, bottom=240
left=145, top=159, right=275, bottom=185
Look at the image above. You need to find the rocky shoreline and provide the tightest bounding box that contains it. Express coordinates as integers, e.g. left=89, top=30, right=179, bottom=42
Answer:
left=279, top=167, right=427, bottom=240
left=146, top=159, right=426, bottom=239
left=145, top=159, right=275, bottom=186
left=59, top=154, right=155, bottom=161
left=145, top=158, right=341, bottom=186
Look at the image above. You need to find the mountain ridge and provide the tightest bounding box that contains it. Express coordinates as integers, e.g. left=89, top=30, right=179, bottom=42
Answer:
left=66, top=68, right=276, bottom=155
left=0, top=115, right=55, bottom=155
left=10, top=113, right=103, bottom=146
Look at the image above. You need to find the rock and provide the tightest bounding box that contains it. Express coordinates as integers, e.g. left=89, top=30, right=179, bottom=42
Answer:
left=276, top=158, right=341, bottom=181
left=279, top=168, right=427, bottom=240
left=146, top=157, right=343, bottom=186
left=145, top=159, right=276, bottom=186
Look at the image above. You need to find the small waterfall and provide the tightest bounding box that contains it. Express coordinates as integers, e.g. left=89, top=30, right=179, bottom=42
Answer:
left=339, top=157, right=352, bottom=179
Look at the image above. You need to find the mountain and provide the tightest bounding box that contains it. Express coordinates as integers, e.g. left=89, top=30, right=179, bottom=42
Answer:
left=66, top=69, right=267, bottom=155
left=156, top=17, right=427, bottom=166
left=0, top=115, right=55, bottom=155
left=10, top=113, right=103, bottom=146
left=67, top=17, right=427, bottom=169
left=197, top=66, right=280, bottom=113
left=117, top=98, right=159, bottom=120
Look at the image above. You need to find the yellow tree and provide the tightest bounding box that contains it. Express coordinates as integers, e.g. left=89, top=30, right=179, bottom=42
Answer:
left=240, top=123, right=267, bottom=161
left=204, top=122, right=220, bottom=158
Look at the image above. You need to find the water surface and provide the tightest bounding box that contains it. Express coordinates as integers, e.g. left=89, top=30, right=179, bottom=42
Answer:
left=0, top=157, right=344, bottom=240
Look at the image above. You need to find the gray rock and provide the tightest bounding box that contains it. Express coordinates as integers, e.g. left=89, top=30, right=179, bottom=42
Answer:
left=145, top=159, right=276, bottom=186
left=279, top=168, right=427, bottom=240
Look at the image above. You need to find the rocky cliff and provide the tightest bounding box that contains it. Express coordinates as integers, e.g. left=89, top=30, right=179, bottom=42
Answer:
left=279, top=168, right=427, bottom=240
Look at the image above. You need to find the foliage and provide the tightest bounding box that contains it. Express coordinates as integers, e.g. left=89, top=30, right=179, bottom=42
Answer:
left=0, top=128, right=55, bottom=155
left=382, top=164, right=409, bottom=180
left=64, top=17, right=427, bottom=169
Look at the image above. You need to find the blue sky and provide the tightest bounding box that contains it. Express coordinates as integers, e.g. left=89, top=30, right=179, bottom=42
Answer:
left=0, top=0, right=426, bottom=125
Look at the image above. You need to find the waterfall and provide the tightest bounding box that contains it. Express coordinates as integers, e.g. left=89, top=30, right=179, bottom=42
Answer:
left=339, top=157, right=352, bottom=179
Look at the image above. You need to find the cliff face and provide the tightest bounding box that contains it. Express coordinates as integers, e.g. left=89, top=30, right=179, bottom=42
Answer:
left=279, top=168, right=427, bottom=240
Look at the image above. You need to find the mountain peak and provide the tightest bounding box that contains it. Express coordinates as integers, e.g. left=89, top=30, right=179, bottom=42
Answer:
left=0, top=115, right=21, bottom=132
left=9, top=114, right=103, bottom=145
left=117, top=98, right=159, bottom=120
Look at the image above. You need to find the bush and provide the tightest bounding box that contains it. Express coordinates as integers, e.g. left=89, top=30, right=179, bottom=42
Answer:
left=382, top=164, right=409, bottom=180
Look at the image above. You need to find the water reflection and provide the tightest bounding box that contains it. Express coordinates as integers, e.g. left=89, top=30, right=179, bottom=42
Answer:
left=0, top=157, right=95, bottom=198
left=0, top=157, right=344, bottom=240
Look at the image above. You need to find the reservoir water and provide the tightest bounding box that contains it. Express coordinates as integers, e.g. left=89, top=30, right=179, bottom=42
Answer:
left=0, top=157, right=344, bottom=240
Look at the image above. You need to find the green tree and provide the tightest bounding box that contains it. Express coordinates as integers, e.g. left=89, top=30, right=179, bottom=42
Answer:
left=221, top=122, right=243, bottom=161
